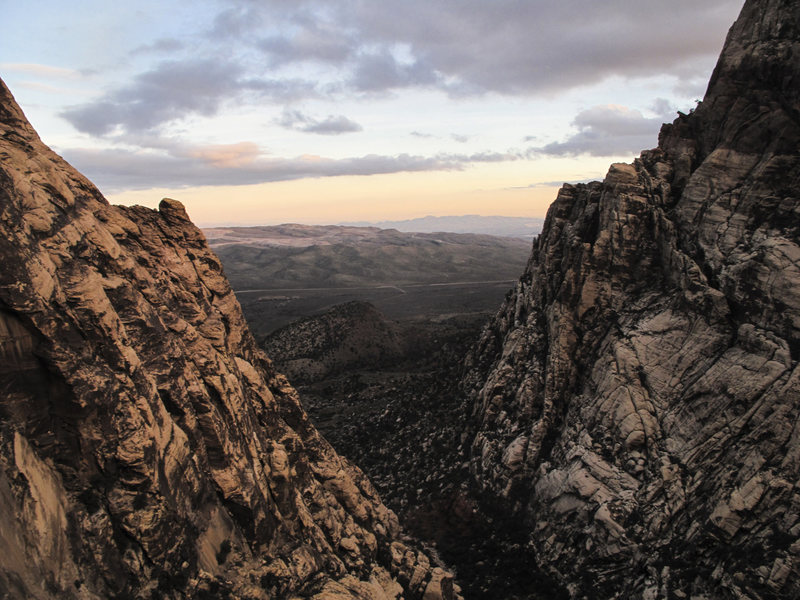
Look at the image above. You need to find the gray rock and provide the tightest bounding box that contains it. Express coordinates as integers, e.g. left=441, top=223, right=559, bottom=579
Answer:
left=462, top=0, right=800, bottom=597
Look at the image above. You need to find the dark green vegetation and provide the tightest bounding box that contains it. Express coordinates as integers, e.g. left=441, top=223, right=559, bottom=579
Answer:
left=237, top=281, right=518, bottom=340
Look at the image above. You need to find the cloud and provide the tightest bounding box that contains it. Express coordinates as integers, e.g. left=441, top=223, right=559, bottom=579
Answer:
left=196, top=0, right=739, bottom=101
left=277, top=109, right=363, bottom=134
left=43, top=0, right=740, bottom=200
left=509, top=178, right=601, bottom=189
left=184, top=142, right=262, bottom=167
left=531, top=104, right=673, bottom=157
left=131, top=38, right=185, bottom=55
left=57, top=0, right=739, bottom=141
left=240, top=78, right=321, bottom=102
left=0, top=63, right=82, bottom=79
left=345, top=0, right=740, bottom=96
left=210, top=5, right=268, bottom=39
left=349, top=49, right=440, bottom=92
left=60, top=59, right=319, bottom=135
left=650, top=97, right=675, bottom=116
left=259, top=23, right=355, bottom=65
left=62, top=145, right=519, bottom=192
left=61, top=59, right=245, bottom=135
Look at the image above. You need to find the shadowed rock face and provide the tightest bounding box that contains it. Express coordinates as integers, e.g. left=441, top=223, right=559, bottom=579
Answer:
left=0, top=80, right=456, bottom=600
left=463, top=0, right=800, bottom=597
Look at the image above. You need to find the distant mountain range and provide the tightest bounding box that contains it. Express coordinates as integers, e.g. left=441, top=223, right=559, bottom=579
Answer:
left=202, top=223, right=531, bottom=290
left=202, top=223, right=532, bottom=336
left=340, top=215, right=545, bottom=237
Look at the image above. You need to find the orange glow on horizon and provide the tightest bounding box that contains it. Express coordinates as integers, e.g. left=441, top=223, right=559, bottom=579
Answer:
left=106, top=159, right=612, bottom=227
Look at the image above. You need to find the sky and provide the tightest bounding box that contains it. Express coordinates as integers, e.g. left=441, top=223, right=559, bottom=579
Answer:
left=2, top=0, right=744, bottom=226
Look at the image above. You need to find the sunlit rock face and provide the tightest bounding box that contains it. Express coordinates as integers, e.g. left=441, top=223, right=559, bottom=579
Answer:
left=0, top=78, right=456, bottom=600
left=462, top=0, right=800, bottom=597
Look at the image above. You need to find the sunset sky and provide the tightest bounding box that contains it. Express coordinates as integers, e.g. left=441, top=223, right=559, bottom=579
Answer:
left=2, top=0, right=743, bottom=226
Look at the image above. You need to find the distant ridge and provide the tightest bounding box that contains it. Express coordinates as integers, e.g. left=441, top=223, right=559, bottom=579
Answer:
left=340, top=215, right=545, bottom=238
left=202, top=223, right=531, bottom=291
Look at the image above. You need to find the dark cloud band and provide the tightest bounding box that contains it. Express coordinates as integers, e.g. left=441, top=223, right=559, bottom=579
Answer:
left=277, top=109, right=363, bottom=135
left=63, top=146, right=520, bottom=192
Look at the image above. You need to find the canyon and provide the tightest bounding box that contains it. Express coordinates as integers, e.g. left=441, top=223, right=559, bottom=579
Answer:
left=2, top=0, right=800, bottom=598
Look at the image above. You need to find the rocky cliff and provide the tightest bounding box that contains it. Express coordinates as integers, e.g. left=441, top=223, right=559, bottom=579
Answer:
left=463, top=0, right=800, bottom=597
left=0, top=79, right=456, bottom=599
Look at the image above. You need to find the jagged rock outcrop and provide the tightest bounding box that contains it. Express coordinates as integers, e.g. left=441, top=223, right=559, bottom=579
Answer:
left=0, top=79, right=456, bottom=599
left=463, top=0, right=800, bottom=597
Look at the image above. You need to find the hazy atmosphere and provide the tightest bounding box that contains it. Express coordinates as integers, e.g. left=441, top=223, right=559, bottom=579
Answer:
left=3, top=0, right=742, bottom=225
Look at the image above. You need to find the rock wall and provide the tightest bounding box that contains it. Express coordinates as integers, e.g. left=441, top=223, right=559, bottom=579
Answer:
left=462, top=0, right=800, bottom=597
left=0, top=79, right=455, bottom=600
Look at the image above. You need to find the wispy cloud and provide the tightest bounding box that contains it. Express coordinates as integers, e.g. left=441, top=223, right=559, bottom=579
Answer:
left=277, top=109, right=363, bottom=135
left=60, top=59, right=320, bottom=135
left=259, top=24, right=355, bottom=66
left=184, top=142, right=262, bottom=167
left=0, top=63, right=83, bottom=79
left=61, top=59, right=245, bottom=135
left=530, top=103, right=674, bottom=157
left=131, top=38, right=185, bottom=55
left=63, top=145, right=520, bottom=192
left=38, top=0, right=740, bottom=197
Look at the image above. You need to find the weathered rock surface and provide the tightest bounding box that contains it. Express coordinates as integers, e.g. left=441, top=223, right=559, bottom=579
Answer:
left=261, top=297, right=563, bottom=599
left=463, top=0, right=800, bottom=597
left=0, top=79, right=456, bottom=599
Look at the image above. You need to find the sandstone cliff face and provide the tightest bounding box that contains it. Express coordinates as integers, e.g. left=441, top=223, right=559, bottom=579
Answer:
left=463, top=0, right=800, bottom=597
left=0, top=80, right=455, bottom=600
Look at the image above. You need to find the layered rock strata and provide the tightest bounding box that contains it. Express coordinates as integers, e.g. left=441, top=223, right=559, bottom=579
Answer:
left=463, top=0, right=800, bottom=597
left=0, top=79, right=455, bottom=599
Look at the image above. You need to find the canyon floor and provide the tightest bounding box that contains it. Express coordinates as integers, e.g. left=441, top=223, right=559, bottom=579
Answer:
left=263, top=305, right=567, bottom=599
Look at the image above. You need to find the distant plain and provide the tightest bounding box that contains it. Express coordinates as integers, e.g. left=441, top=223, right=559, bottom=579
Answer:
left=205, top=223, right=533, bottom=338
